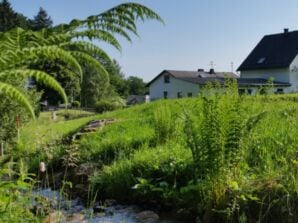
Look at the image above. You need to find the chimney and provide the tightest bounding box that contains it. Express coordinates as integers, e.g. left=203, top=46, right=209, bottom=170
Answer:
left=197, top=68, right=204, bottom=72
left=209, top=68, right=215, bottom=74
left=284, top=28, right=289, bottom=34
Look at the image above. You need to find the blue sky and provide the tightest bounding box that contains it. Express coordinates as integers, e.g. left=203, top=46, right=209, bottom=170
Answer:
left=9, top=0, right=298, bottom=81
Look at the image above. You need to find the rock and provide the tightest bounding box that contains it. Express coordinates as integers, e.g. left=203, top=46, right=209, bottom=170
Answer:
left=105, top=209, right=114, bottom=216
left=75, top=163, right=99, bottom=177
left=83, top=127, right=98, bottom=132
left=104, top=199, right=117, bottom=206
left=136, top=210, right=159, bottom=222
left=42, top=211, right=64, bottom=223
left=96, top=212, right=106, bottom=218
left=93, top=205, right=106, bottom=213
left=66, top=213, right=85, bottom=222
left=72, top=132, right=86, bottom=141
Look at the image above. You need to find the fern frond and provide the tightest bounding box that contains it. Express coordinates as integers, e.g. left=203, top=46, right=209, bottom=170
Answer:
left=61, top=41, right=112, bottom=63
left=0, top=46, right=83, bottom=79
left=71, top=51, right=109, bottom=84
left=0, top=82, right=35, bottom=119
left=72, top=30, right=122, bottom=50
left=51, top=2, right=163, bottom=37
left=99, top=2, right=164, bottom=24
left=0, top=69, right=68, bottom=104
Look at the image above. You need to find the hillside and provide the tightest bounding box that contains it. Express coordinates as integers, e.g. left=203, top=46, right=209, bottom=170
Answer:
left=20, top=93, right=298, bottom=222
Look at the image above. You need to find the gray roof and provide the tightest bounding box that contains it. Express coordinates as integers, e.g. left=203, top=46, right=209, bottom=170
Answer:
left=238, top=30, right=298, bottom=71
left=147, top=69, right=238, bottom=86
left=165, top=70, right=239, bottom=78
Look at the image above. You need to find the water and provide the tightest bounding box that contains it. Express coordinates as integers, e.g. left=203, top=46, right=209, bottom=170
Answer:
left=33, top=188, right=185, bottom=223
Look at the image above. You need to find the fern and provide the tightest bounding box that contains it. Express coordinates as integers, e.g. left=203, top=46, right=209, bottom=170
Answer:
left=0, top=83, right=35, bottom=118
left=0, top=69, right=67, bottom=104
left=71, top=51, right=109, bottom=84
left=0, top=2, right=162, bottom=119
left=61, top=41, right=112, bottom=64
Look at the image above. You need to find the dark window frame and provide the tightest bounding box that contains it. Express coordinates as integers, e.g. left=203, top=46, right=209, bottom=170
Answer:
left=163, top=91, right=168, bottom=99
left=238, top=89, right=245, bottom=95
left=164, top=75, right=170, bottom=83
left=276, top=88, right=284, bottom=94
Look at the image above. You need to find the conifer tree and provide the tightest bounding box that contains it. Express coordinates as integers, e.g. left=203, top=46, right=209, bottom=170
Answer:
left=0, top=0, right=19, bottom=32
left=31, top=7, right=53, bottom=30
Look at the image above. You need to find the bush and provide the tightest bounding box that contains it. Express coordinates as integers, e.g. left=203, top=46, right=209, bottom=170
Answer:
left=71, top=100, right=80, bottom=108
left=95, top=100, right=120, bottom=113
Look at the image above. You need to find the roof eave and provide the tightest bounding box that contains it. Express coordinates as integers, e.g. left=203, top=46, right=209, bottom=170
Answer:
left=237, top=65, right=289, bottom=72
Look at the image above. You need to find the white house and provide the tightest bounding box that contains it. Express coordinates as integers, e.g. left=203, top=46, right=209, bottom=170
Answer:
left=148, top=29, right=297, bottom=100
left=147, top=69, right=238, bottom=100
left=237, top=28, right=298, bottom=94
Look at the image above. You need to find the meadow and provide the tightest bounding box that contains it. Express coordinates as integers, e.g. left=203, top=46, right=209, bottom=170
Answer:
left=3, top=88, right=298, bottom=222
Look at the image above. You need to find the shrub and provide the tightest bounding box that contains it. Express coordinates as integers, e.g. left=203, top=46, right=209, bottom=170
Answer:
left=95, top=100, right=120, bottom=113
left=71, top=100, right=80, bottom=108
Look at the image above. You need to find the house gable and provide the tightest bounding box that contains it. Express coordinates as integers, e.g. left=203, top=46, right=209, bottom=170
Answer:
left=149, top=71, right=200, bottom=100
left=238, top=30, right=298, bottom=71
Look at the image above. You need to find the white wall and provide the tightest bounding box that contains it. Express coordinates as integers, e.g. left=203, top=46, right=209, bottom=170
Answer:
left=240, top=68, right=295, bottom=93
left=240, top=68, right=290, bottom=83
left=149, top=74, right=200, bottom=100
left=289, top=55, right=298, bottom=93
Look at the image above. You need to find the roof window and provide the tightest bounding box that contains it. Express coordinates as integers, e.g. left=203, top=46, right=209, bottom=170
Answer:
left=257, top=57, right=266, bottom=64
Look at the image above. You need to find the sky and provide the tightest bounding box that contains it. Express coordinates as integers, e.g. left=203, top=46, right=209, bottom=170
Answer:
left=9, top=0, right=298, bottom=81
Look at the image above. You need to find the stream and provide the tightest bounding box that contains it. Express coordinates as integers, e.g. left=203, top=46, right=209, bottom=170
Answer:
left=33, top=188, right=186, bottom=223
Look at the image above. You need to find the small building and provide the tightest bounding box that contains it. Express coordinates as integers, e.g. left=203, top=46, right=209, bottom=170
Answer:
left=147, top=69, right=238, bottom=100
left=126, top=95, right=147, bottom=105
left=238, top=28, right=298, bottom=94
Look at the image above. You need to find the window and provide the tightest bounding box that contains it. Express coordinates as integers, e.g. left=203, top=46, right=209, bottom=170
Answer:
left=247, top=89, right=252, bottom=95
left=238, top=89, right=245, bottom=95
left=187, top=92, right=193, bottom=97
left=177, top=92, right=182, bottom=98
left=257, top=57, right=266, bottom=64
left=163, top=91, right=168, bottom=99
left=164, top=75, right=170, bottom=83
left=276, top=88, right=284, bottom=94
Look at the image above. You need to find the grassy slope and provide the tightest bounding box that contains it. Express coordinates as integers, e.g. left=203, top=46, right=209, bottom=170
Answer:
left=82, top=95, right=298, bottom=221
left=19, top=109, right=97, bottom=152
left=20, top=94, right=298, bottom=221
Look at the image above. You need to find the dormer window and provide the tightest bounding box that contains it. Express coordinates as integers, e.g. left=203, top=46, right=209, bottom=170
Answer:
left=164, top=75, right=170, bottom=83
left=257, top=57, right=266, bottom=64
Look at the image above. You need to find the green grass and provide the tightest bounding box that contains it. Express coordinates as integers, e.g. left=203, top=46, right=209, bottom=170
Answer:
left=19, top=109, right=97, bottom=153
left=19, top=93, right=298, bottom=222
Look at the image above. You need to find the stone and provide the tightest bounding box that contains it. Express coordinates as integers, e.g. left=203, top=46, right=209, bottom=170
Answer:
left=75, top=163, right=99, bottom=177
left=42, top=211, right=64, bottom=223
left=93, top=205, right=106, bottom=213
left=66, top=213, right=85, bottom=222
left=83, top=127, right=98, bottom=133
left=136, top=210, right=159, bottom=222
left=104, top=199, right=117, bottom=206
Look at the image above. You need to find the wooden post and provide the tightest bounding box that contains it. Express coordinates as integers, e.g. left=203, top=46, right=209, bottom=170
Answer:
left=51, top=111, right=57, bottom=121
left=1, top=142, right=4, bottom=156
